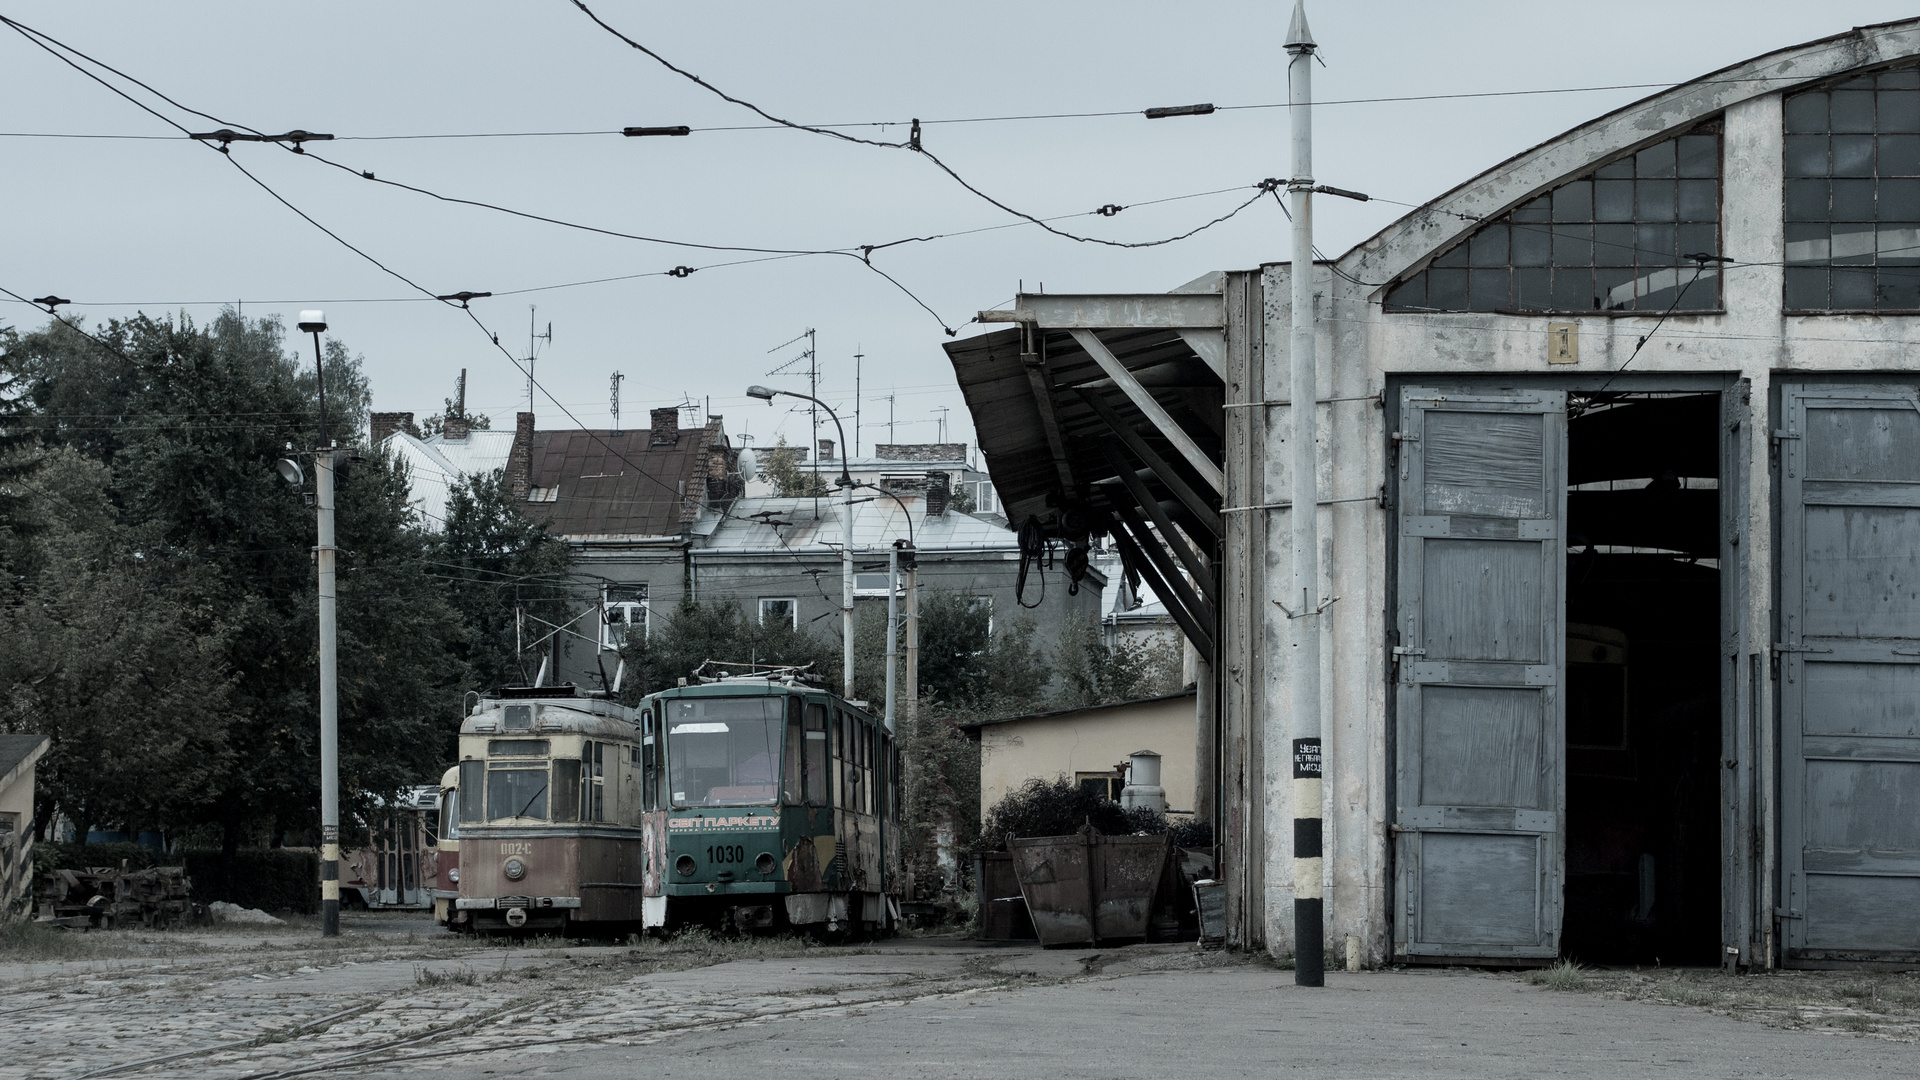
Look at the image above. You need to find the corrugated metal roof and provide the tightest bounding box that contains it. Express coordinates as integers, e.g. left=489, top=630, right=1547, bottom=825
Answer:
left=381, top=430, right=513, bottom=525
left=527, top=427, right=714, bottom=539
left=701, top=495, right=1018, bottom=555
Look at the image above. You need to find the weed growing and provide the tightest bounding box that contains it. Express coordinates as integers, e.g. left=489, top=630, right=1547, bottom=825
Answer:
left=0, top=919, right=108, bottom=961
left=1524, top=960, right=1591, bottom=992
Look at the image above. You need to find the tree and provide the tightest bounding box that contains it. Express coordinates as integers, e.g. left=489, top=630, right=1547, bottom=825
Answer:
left=1049, top=613, right=1184, bottom=709
left=419, top=396, right=491, bottom=438
left=437, top=467, right=571, bottom=702
left=0, top=445, right=233, bottom=842
left=619, top=597, right=839, bottom=700
left=758, top=435, right=828, bottom=498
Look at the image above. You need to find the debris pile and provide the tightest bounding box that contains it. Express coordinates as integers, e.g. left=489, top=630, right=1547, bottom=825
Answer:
left=36, top=861, right=200, bottom=929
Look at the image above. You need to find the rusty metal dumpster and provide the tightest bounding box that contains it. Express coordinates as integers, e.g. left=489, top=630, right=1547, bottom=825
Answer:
left=1007, top=829, right=1170, bottom=946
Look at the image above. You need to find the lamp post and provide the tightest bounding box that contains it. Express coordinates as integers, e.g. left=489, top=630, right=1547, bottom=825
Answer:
left=300, top=309, right=339, bottom=938
left=748, top=385, right=856, bottom=701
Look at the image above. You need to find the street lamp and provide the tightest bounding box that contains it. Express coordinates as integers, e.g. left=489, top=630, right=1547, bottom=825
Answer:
left=297, top=309, right=341, bottom=940
left=747, top=385, right=856, bottom=700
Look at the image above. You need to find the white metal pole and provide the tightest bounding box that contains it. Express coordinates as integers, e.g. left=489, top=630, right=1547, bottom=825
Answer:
left=843, top=477, right=856, bottom=701
left=885, top=543, right=899, bottom=733
left=1285, top=0, right=1324, bottom=988
left=316, top=445, right=340, bottom=939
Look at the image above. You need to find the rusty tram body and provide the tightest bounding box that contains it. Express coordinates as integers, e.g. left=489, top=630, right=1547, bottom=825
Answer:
left=644, top=673, right=902, bottom=934
left=448, top=672, right=902, bottom=936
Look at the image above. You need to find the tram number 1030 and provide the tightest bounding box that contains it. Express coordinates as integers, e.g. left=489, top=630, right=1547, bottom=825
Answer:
left=706, top=844, right=746, bottom=864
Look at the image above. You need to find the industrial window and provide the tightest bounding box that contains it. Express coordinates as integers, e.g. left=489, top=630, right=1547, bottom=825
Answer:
left=1783, top=66, right=1920, bottom=310
left=759, top=597, right=797, bottom=628
left=1384, top=122, right=1722, bottom=314
left=1076, top=772, right=1124, bottom=802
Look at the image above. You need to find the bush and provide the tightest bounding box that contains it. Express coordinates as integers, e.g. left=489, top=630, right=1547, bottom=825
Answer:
left=974, top=777, right=1171, bottom=853
left=34, top=843, right=318, bottom=913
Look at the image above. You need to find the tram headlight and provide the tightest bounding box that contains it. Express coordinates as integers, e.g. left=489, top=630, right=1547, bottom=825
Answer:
left=675, top=854, right=697, bottom=877
left=503, top=858, right=526, bottom=881
left=756, top=852, right=776, bottom=876
left=447, top=867, right=459, bottom=884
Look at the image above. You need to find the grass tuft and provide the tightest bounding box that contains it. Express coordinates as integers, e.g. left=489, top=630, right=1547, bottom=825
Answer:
left=1524, top=959, right=1590, bottom=992
left=0, top=919, right=109, bottom=960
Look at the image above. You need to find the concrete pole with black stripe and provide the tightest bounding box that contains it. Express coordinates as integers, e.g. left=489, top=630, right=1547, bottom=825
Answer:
left=300, top=310, right=340, bottom=940
left=1285, top=0, right=1324, bottom=987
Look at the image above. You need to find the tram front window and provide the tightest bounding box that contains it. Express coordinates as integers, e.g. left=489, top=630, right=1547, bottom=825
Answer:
left=667, top=697, right=783, bottom=807
left=487, top=768, right=548, bottom=820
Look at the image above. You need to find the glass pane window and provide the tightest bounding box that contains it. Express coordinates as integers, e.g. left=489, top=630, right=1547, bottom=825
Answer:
left=1782, top=64, right=1920, bottom=310
left=666, top=696, right=784, bottom=807
left=487, top=767, right=548, bottom=821
left=1385, top=122, right=1722, bottom=313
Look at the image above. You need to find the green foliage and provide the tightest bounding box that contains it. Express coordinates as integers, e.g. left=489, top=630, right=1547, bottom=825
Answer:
left=419, top=398, right=491, bottom=438
left=619, top=597, right=839, bottom=699
left=436, top=467, right=571, bottom=699
left=1049, top=615, right=1184, bottom=709
left=758, top=436, right=828, bottom=498
left=181, top=848, right=319, bottom=913
left=0, top=310, right=471, bottom=868
left=974, top=776, right=1169, bottom=852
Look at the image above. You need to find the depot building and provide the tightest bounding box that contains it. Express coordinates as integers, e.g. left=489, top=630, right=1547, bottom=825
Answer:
left=946, top=20, right=1920, bottom=969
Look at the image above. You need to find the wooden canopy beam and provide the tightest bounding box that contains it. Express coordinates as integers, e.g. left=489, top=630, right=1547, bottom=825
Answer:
left=1076, top=387, right=1223, bottom=541
left=1068, top=328, right=1225, bottom=497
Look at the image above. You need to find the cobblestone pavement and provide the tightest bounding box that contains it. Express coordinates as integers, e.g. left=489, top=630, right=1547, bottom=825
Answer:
left=9, top=920, right=1918, bottom=1080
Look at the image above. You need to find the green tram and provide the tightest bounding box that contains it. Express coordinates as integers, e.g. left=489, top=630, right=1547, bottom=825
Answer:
left=640, top=671, right=903, bottom=934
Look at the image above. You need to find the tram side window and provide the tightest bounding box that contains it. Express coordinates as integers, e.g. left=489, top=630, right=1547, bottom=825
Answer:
left=458, top=760, right=484, bottom=824
left=862, top=724, right=876, bottom=815
left=577, top=740, right=605, bottom=822
left=550, top=756, right=581, bottom=822
left=640, top=710, right=660, bottom=812
left=783, top=697, right=804, bottom=804
left=803, top=703, right=829, bottom=805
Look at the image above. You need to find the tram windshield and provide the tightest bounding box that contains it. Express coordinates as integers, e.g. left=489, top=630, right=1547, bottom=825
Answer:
left=667, top=697, right=783, bottom=807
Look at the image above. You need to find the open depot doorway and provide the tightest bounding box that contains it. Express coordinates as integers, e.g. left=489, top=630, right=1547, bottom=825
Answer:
left=1560, top=391, right=1724, bottom=966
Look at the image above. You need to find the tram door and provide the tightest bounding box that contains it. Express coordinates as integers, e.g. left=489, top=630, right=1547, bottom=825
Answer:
left=1393, top=388, right=1567, bottom=962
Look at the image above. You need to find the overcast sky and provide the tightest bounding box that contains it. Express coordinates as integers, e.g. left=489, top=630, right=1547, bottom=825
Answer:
left=4, top=2, right=1915, bottom=452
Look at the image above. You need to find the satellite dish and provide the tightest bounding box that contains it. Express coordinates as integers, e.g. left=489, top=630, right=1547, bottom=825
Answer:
left=274, top=457, right=305, bottom=486
left=737, top=447, right=758, bottom=483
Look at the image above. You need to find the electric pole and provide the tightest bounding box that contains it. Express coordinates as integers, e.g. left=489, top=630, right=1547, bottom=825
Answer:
left=854, top=346, right=864, bottom=459
left=1285, top=0, right=1325, bottom=988
left=298, top=310, right=340, bottom=940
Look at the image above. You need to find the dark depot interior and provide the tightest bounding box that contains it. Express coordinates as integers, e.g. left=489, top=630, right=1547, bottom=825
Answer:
left=1562, top=392, right=1723, bottom=965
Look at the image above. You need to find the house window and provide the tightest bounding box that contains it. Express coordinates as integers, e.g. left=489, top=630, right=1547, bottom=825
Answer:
left=602, top=584, right=648, bottom=648
left=759, top=597, right=798, bottom=628
left=1076, top=772, right=1124, bottom=802
left=969, top=480, right=1000, bottom=515
left=1385, top=122, right=1722, bottom=313
left=1783, top=66, right=1920, bottom=310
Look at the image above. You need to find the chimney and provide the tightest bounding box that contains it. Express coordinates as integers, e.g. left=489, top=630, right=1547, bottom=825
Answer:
left=650, top=407, right=679, bottom=446
left=371, top=412, right=415, bottom=447
left=443, top=413, right=469, bottom=440
left=509, top=412, right=534, bottom=499
left=925, top=470, right=950, bottom=517
left=818, top=438, right=836, bottom=462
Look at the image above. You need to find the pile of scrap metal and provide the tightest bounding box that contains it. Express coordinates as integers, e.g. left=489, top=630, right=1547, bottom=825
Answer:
left=36, top=862, right=203, bottom=929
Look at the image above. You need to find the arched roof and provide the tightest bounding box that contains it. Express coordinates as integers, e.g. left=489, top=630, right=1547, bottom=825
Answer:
left=1340, top=17, right=1920, bottom=291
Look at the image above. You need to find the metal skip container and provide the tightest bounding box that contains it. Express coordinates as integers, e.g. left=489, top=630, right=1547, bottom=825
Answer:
left=1007, top=828, right=1171, bottom=946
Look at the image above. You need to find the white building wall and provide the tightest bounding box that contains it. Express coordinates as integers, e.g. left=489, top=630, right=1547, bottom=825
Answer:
left=1246, top=22, right=1920, bottom=965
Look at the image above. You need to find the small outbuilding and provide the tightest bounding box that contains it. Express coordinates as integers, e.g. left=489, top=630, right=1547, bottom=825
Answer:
left=0, top=733, right=50, bottom=919
left=963, top=689, right=1199, bottom=819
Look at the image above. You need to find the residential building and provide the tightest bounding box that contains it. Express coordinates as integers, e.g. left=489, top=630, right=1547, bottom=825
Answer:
left=945, top=21, right=1920, bottom=970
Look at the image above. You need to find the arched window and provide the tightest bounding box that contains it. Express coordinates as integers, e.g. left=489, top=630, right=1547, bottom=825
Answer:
left=1783, top=66, right=1920, bottom=311
left=1385, top=122, right=1722, bottom=314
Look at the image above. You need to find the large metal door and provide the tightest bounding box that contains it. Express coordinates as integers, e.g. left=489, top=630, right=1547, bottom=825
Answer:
left=1778, top=384, right=1920, bottom=964
left=1394, top=388, right=1566, bottom=961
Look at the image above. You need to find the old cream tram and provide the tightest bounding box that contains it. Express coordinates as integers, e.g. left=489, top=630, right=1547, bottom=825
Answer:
left=450, top=688, right=648, bottom=935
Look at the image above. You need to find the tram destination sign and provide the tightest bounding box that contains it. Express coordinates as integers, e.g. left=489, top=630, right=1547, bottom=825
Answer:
left=669, top=813, right=780, bottom=832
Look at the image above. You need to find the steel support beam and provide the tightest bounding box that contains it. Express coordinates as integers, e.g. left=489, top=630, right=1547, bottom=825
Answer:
left=1109, top=521, right=1216, bottom=659
left=1076, top=387, right=1223, bottom=540
left=1068, top=328, right=1224, bottom=496
left=979, top=292, right=1225, bottom=329
left=1104, top=440, right=1218, bottom=607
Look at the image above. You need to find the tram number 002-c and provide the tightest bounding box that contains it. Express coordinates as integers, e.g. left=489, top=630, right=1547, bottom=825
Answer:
left=705, top=844, right=746, bottom=864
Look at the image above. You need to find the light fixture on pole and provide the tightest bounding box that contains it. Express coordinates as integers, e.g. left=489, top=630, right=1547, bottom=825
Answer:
left=296, top=308, right=341, bottom=940
left=747, top=384, right=857, bottom=700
